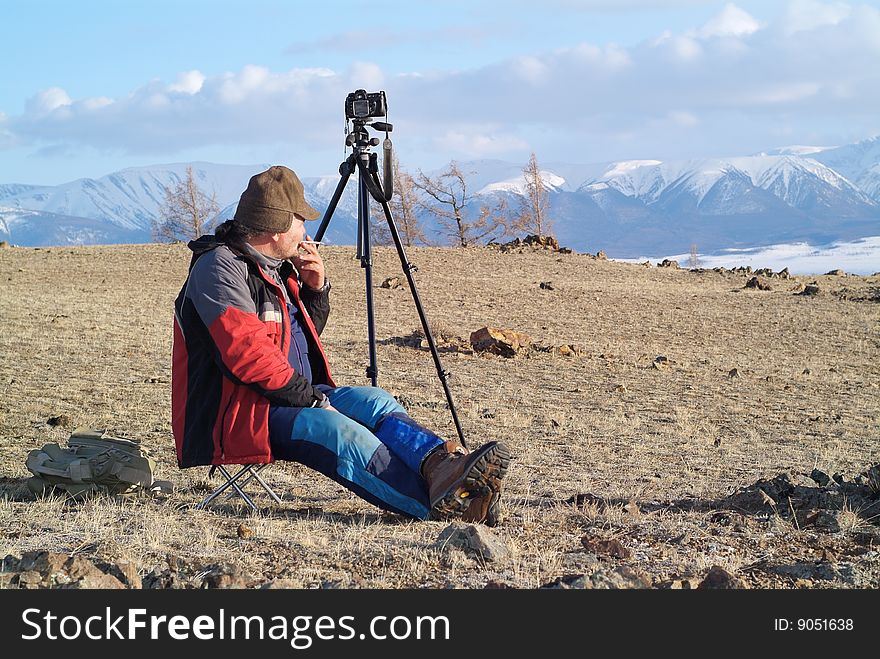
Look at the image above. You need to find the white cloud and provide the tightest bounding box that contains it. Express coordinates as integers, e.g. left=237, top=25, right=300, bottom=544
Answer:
left=5, top=2, right=880, bottom=166
left=694, top=3, right=763, bottom=38
left=436, top=126, right=529, bottom=157
left=169, top=70, right=206, bottom=95
left=514, top=56, right=549, bottom=84
left=783, top=0, right=852, bottom=35
left=348, top=62, right=385, bottom=90
left=25, top=87, right=72, bottom=115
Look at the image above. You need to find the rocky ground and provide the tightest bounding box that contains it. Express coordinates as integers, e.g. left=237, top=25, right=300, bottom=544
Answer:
left=0, top=240, right=877, bottom=589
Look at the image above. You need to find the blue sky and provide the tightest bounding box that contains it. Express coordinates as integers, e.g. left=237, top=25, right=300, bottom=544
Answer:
left=2, top=0, right=879, bottom=184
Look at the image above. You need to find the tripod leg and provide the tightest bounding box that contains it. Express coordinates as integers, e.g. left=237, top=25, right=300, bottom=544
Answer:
left=359, top=170, right=379, bottom=386
left=365, top=167, right=469, bottom=449
left=314, top=154, right=357, bottom=244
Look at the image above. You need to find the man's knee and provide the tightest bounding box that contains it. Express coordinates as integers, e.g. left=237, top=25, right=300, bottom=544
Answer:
left=328, top=386, right=406, bottom=427
left=291, top=408, right=381, bottom=461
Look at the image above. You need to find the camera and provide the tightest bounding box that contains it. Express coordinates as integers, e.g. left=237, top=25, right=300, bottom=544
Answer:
left=345, top=89, right=387, bottom=120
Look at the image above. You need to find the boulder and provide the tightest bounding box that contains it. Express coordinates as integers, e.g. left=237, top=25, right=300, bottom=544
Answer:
left=435, top=523, right=513, bottom=563
left=698, top=566, right=746, bottom=589
left=745, top=276, right=771, bottom=291
left=469, top=326, right=532, bottom=357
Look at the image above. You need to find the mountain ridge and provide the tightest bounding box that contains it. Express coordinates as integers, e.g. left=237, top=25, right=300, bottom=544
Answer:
left=2, top=137, right=879, bottom=257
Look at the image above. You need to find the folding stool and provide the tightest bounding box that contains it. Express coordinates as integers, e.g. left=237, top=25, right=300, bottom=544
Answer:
left=196, top=464, right=283, bottom=512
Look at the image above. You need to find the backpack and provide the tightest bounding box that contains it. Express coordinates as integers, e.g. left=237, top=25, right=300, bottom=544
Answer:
left=25, top=428, right=157, bottom=498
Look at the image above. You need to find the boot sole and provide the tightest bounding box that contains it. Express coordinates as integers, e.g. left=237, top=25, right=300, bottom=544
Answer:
left=430, top=442, right=511, bottom=521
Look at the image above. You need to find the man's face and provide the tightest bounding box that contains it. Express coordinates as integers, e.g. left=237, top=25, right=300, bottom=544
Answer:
left=274, top=215, right=307, bottom=259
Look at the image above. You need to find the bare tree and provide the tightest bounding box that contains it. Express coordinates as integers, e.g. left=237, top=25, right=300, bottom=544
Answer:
left=389, top=156, right=428, bottom=247
left=415, top=161, right=510, bottom=247
left=688, top=243, right=701, bottom=269
left=369, top=198, right=394, bottom=247
left=368, top=156, right=428, bottom=248
left=152, top=166, right=220, bottom=242
left=516, top=152, right=552, bottom=237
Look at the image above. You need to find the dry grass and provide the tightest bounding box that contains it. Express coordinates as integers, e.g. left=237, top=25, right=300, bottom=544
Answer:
left=0, top=243, right=878, bottom=588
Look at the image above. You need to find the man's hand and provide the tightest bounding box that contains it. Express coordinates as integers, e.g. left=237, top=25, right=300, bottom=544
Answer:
left=292, top=234, right=326, bottom=291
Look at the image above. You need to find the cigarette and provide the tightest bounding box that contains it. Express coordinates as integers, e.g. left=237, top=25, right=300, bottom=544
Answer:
left=300, top=240, right=322, bottom=245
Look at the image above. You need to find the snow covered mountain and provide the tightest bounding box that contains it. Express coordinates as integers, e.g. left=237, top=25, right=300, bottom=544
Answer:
left=1, top=138, right=879, bottom=256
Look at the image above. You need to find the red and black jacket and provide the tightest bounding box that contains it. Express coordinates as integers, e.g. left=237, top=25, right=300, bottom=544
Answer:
left=172, top=235, right=334, bottom=468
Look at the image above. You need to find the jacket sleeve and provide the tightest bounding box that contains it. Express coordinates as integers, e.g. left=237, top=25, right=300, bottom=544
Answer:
left=299, top=282, right=330, bottom=336
left=187, top=251, right=326, bottom=408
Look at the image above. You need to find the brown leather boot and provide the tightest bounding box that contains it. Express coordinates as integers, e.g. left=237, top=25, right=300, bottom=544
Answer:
left=421, top=440, right=511, bottom=520
left=462, top=489, right=504, bottom=527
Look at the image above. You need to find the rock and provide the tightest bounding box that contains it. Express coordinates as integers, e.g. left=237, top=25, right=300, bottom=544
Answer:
left=641, top=261, right=652, bottom=267
left=262, top=578, right=306, bottom=589
left=813, top=510, right=842, bottom=533
left=483, top=580, right=514, bottom=589
left=825, top=269, right=845, bottom=276
left=540, top=574, right=591, bottom=589
left=522, top=234, right=559, bottom=250
left=723, top=472, right=795, bottom=511
left=0, top=241, right=9, bottom=249
left=614, top=384, right=628, bottom=393
left=143, top=567, right=181, bottom=589
left=662, top=577, right=701, bottom=589
left=745, top=276, right=771, bottom=291
left=17, top=571, right=44, bottom=588
left=652, top=356, right=671, bottom=370
left=67, top=573, right=126, bottom=589
left=19, top=551, right=68, bottom=579
left=809, top=469, right=831, bottom=487
left=435, top=523, right=513, bottom=563
left=539, top=281, right=555, bottom=290
left=589, top=566, right=652, bottom=589
left=581, top=534, right=632, bottom=559
left=800, top=284, right=820, bottom=296
left=778, top=267, right=790, bottom=279
left=237, top=523, right=253, bottom=539
left=2, top=554, right=20, bottom=572
left=380, top=276, right=402, bottom=289
left=658, top=259, right=679, bottom=269
left=728, top=368, right=740, bottom=378
left=469, top=326, right=532, bottom=357
left=111, top=561, right=142, bottom=589
left=860, top=464, right=880, bottom=494
left=557, top=344, right=581, bottom=357
left=802, top=367, right=812, bottom=375
left=201, top=564, right=251, bottom=589
left=698, top=565, right=746, bottom=589
left=596, top=250, right=607, bottom=260
left=14, top=551, right=128, bottom=589
left=46, top=414, right=71, bottom=427
left=770, top=561, right=851, bottom=583
left=541, top=566, right=651, bottom=589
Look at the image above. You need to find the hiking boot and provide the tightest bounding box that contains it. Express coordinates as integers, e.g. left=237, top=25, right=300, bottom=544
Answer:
left=462, top=489, right=504, bottom=527
left=421, top=440, right=511, bottom=520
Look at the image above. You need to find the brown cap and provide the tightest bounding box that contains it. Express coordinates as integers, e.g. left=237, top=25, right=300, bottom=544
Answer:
left=233, top=165, right=320, bottom=233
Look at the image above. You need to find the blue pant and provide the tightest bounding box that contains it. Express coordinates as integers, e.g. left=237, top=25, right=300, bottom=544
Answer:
left=268, top=386, right=445, bottom=519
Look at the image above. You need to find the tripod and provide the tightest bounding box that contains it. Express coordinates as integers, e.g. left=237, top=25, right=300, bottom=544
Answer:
left=313, top=114, right=468, bottom=448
